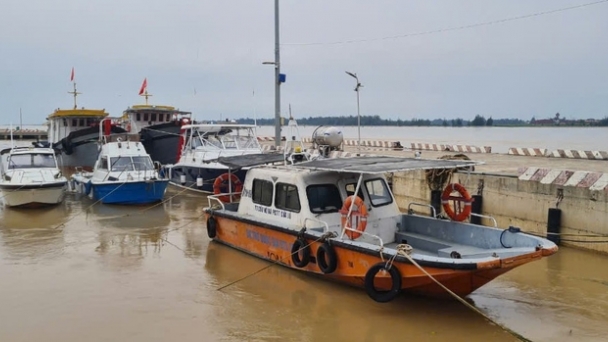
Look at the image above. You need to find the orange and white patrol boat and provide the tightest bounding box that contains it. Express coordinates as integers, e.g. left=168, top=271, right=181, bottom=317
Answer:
left=204, top=155, right=558, bottom=302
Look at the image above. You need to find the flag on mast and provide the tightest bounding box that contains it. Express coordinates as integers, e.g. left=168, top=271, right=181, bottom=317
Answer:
left=70, top=67, right=75, bottom=82
left=139, top=78, right=147, bottom=95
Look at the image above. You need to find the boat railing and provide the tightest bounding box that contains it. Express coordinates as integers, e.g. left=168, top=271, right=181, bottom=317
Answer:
left=340, top=225, right=384, bottom=247
left=207, top=193, right=242, bottom=210
left=303, top=217, right=329, bottom=232
left=407, top=202, right=438, bottom=218
left=469, top=213, right=498, bottom=227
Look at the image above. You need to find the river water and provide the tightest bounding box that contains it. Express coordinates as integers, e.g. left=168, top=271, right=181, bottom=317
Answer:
left=1, top=186, right=607, bottom=342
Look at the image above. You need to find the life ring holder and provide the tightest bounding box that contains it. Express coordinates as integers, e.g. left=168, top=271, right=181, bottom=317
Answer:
left=441, top=183, right=473, bottom=222
left=364, top=262, right=402, bottom=303
left=213, top=173, right=243, bottom=203
left=339, top=195, right=368, bottom=240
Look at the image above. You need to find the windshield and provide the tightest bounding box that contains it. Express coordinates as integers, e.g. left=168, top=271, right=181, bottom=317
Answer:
left=8, top=153, right=56, bottom=169
left=110, top=156, right=154, bottom=171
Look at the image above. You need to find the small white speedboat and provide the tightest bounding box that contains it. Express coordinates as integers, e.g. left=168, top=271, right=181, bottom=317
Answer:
left=0, top=145, right=68, bottom=207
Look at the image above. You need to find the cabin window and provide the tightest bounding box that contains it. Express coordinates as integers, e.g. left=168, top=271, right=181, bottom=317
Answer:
left=345, top=183, right=365, bottom=200
left=136, top=113, right=141, bottom=121
left=79, top=119, right=85, bottom=127
left=364, top=178, right=392, bottom=207
left=98, top=157, right=109, bottom=170
left=143, top=113, right=149, bottom=122
left=72, top=119, right=77, bottom=126
left=166, top=114, right=171, bottom=122
left=132, top=156, right=154, bottom=170
left=63, top=119, right=68, bottom=127
left=307, top=184, right=342, bottom=213
left=275, top=183, right=301, bottom=212
left=110, top=157, right=133, bottom=171
left=8, top=154, right=56, bottom=169
left=252, top=179, right=273, bottom=206
left=150, top=113, right=157, bottom=122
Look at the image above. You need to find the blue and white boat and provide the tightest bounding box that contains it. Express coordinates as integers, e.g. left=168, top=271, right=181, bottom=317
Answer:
left=70, top=129, right=169, bottom=205
left=165, top=123, right=263, bottom=193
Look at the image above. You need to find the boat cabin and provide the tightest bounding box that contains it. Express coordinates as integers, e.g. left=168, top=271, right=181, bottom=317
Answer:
left=122, top=105, right=192, bottom=133
left=180, top=123, right=261, bottom=156
left=1, top=147, right=60, bottom=173
left=47, top=108, right=109, bottom=144
left=236, top=165, right=400, bottom=245
left=89, top=135, right=157, bottom=180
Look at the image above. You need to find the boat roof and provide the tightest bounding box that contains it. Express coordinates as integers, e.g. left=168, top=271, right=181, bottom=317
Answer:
left=293, top=156, right=481, bottom=174
left=213, top=154, right=481, bottom=174
left=123, top=105, right=192, bottom=114
left=182, top=123, right=257, bottom=131
left=0, top=146, right=55, bottom=156
left=48, top=108, right=108, bottom=119
left=216, top=153, right=285, bottom=169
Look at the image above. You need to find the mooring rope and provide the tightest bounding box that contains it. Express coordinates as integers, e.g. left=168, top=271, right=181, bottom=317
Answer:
left=389, top=243, right=532, bottom=342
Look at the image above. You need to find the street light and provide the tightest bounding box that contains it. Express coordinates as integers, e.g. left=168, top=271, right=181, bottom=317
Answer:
left=345, top=71, right=363, bottom=148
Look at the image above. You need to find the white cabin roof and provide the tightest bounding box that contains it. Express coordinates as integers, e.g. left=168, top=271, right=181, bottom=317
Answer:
left=99, top=140, right=148, bottom=157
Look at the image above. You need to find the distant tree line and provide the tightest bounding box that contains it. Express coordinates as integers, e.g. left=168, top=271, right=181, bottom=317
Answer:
left=236, top=114, right=608, bottom=127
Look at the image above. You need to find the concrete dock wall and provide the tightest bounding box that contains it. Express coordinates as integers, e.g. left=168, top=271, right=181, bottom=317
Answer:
left=392, top=170, right=608, bottom=254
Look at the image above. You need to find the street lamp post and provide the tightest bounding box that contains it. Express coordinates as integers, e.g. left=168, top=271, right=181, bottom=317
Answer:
left=345, top=71, right=363, bottom=147
left=262, top=0, right=281, bottom=148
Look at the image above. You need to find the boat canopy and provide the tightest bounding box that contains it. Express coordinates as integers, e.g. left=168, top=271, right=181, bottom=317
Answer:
left=181, top=123, right=257, bottom=132
left=215, top=153, right=285, bottom=169
left=294, top=156, right=481, bottom=174
left=212, top=154, right=482, bottom=174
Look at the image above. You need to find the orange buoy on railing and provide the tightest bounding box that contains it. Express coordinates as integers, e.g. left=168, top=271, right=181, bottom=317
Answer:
left=340, top=195, right=368, bottom=239
left=213, top=173, right=243, bottom=203
left=441, top=183, right=473, bottom=221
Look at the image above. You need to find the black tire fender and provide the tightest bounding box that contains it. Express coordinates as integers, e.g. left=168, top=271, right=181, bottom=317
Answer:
left=206, top=216, right=217, bottom=238
left=316, top=242, right=338, bottom=274
left=290, top=238, right=310, bottom=268
left=364, top=262, right=402, bottom=303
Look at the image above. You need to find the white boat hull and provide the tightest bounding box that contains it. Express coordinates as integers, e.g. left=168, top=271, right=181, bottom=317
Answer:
left=0, top=184, right=66, bottom=207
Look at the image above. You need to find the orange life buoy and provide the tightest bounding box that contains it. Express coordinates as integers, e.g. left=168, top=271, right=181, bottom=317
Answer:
left=180, top=118, right=190, bottom=126
left=441, top=183, right=473, bottom=221
left=213, top=173, right=243, bottom=203
left=340, top=195, right=368, bottom=240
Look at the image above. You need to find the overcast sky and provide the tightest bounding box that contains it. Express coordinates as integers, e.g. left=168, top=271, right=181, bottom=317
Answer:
left=1, top=0, right=607, bottom=124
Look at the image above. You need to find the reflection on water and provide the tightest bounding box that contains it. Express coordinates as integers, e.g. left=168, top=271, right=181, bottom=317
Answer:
left=0, top=205, right=70, bottom=260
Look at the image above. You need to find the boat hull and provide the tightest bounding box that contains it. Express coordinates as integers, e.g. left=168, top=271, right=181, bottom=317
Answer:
left=73, top=179, right=169, bottom=205
left=207, top=213, right=551, bottom=299
left=169, top=166, right=247, bottom=193
left=140, top=123, right=182, bottom=165
left=0, top=182, right=67, bottom=207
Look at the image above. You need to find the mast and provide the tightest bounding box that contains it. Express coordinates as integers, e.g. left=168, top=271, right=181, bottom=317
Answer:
left=140, top=90, right=152, bottom=105
left=68, top=82, right=82, bottom=109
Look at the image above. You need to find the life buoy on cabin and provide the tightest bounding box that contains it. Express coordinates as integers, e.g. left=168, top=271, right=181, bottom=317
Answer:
left=339, top=195, right=368, bottom=240
left=180, top=118, right=190, bottom=126
left=291, top=238, right=311, bottom=268
left=206, top=216, right=217, bottom=238
left=213, top=173, right=243, bottom=203
left=364, top=262, right=402, bottom=303
left=316, top=242, right=338, bottom=274
left=441, top=183, right=473, bottom=222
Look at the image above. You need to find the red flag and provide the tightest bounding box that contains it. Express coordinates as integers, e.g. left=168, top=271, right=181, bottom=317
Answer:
left=139, top=78, right=147, bottom=95
left=70, top=67, right=75, bottom=82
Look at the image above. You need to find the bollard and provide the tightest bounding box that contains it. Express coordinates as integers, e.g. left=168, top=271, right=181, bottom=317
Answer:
left=430, top=190, right=442, bottom=217
left=470, top=195, right=483, bottom=225
left=547, top=208, right=561, bottom=245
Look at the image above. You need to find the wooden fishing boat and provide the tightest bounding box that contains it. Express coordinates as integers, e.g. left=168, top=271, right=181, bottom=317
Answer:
left=203, top=155, right=558, bottom=302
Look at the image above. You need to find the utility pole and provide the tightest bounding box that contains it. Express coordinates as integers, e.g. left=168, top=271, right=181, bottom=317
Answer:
left=274, top=0, right=281, bottom=147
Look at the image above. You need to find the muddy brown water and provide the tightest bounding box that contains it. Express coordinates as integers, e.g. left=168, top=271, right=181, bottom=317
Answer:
left=1, top=187, right=607, bottom=342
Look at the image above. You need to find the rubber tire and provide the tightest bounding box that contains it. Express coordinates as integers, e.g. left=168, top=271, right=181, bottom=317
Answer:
left=316, top=242, right=338, bottom=274
left=291, top=238, right=311, bottom=268
left=364, top=262, right=402, bottom=303
left=206, top=217, right=217, bottom=238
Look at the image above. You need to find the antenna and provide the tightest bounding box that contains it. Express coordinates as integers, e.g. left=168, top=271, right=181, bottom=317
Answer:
left=252, top=89, right=257, bottom=127
left=10, top=123, right=14, bottom=149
